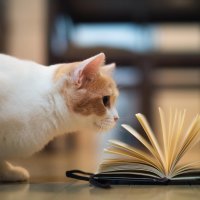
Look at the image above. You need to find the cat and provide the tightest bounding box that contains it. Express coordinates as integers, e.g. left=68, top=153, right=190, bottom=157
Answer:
left=0, top=53, right=119, bottom=182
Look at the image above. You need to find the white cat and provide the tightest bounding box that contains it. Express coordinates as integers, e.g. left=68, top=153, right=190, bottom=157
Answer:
left=0, top=53, right=119, bottom=182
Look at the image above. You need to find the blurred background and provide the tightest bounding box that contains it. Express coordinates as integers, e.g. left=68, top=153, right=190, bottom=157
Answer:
left=0, top=0, right=199, bottom=182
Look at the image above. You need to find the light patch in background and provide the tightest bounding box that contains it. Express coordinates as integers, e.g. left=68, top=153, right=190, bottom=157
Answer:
left=154, top=24, right=200, bottom=52
left=152, top=89, right=200, bottom=134
left=71, top=23, right=155, bottom=52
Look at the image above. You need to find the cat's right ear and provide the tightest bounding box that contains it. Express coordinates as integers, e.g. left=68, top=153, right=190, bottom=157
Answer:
left=101, top=63, right=116, bottom=76
left=72, top=53, right=105, bottom=88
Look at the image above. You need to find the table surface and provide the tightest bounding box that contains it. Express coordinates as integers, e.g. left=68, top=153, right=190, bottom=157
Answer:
left=0, top=181, right=200, bottom=200
left=0, top=147, right=199, bottom=200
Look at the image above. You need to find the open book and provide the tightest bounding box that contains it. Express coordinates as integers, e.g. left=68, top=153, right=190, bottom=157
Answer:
left=66, top=108, right=200, bottom=187
left=97, top=107, right=200, bottom=185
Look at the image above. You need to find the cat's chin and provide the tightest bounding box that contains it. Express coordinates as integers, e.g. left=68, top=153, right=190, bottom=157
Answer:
left=93, top=121, right=115, bottom=133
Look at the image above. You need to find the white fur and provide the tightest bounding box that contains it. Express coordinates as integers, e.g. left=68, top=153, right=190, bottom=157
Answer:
left=0, top=54, right=118, bottom=182
left=0, top=54, right=75, bottom=159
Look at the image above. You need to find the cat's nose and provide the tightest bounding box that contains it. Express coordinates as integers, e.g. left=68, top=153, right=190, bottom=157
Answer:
left=114, top=116, right=119, bottom=122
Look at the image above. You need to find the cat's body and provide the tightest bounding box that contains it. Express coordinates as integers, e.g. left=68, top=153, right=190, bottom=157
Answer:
left=0, top=55, right=66, bottom=159
left=0, top=53, right=118, bottom=182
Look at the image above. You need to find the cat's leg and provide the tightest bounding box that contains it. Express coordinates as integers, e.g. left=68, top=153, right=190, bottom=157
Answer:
left=0, top=160, right=30, bottom=182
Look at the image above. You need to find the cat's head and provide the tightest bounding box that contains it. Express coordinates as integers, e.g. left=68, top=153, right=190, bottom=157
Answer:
left=55, top=53, right=119, bottom=133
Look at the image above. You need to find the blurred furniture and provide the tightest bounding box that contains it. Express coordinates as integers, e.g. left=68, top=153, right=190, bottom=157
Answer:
left=48, top=0, right=200, bottom=23
left=0, top=0, right=199, bottom=152
left=47, top=0, right=200, bottom=122
left=0, top=0, right=7, bottom=52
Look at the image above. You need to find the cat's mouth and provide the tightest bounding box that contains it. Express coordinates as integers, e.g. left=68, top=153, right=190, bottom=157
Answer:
left=94, top=119, right=115, bottom=132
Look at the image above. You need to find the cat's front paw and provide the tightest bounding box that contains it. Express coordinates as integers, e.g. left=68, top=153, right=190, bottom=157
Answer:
left=0, top=161, right=30, bottom=182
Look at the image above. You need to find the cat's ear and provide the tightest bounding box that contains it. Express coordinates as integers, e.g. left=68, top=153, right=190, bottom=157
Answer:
left=72, top=53, right=105, bottom=87
left=101, top=63, right=116, bottom=76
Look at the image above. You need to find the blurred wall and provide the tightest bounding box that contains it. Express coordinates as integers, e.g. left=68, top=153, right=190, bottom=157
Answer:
left=2, top=0, right=200, bottom=153
left=6, top=0, right=47, bottom=64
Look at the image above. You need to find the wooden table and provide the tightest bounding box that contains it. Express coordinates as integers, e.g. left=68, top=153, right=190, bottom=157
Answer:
left=0, top=181, right=200, bottom=200
left=0, top=147, right=199, bottom=200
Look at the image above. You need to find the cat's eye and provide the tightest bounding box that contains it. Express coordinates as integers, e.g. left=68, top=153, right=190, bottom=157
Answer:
left=102, top=96, right=110, bottom=107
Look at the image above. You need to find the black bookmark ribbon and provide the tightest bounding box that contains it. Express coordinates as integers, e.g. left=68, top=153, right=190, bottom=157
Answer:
left=66, top=170, right=111, bottom=189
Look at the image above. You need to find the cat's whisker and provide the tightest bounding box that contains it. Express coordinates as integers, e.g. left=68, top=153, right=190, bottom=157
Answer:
left=118, top=117, right=132, bottom=119
left=117, top=115, right=134, bottom=117
left=96, top=122, right=102, bottom=134
left=99, top=123, right=103, bottom=134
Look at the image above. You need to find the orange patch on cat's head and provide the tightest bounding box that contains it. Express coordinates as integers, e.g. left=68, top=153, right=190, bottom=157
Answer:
left=54, top=53, right=119, bottom=131
left=71, top=72, right=118, bottom=116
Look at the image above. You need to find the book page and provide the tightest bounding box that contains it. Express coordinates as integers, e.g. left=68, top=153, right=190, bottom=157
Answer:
left=167, top=109, right=186, bottom=172
left=170, top=114, right=200, bottom=174
left=158, top=107, right=168, bottom=172
left=100, top=108, right=200, bottom=180
left=135, top=114, right=166, bottom=172
left=99, top=160, right=164, bottom=178
left=121, top=124, right=158, bottom=158
left=105, top=139, right=164, bottom=173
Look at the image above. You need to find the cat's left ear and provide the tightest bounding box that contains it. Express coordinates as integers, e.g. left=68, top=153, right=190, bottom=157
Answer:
left=72, top=53, right=105, bottom=88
